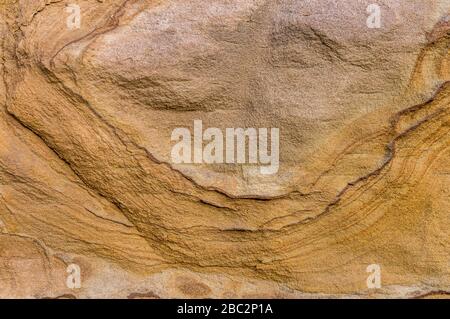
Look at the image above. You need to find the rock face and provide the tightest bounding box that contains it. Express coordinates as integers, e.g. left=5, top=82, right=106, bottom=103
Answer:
left=0, top=0, right=449, bottom=298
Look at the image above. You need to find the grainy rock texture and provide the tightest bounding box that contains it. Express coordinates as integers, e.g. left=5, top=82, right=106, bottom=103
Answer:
left=0, top=0, right=449, bottom=298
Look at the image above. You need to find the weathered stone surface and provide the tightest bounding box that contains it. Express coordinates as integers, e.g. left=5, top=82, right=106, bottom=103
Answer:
left=0, top=0, right=449, bottom=298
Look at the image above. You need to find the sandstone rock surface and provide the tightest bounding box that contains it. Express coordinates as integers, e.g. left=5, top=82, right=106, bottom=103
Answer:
left=0, top=0, right=449, bottom=298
